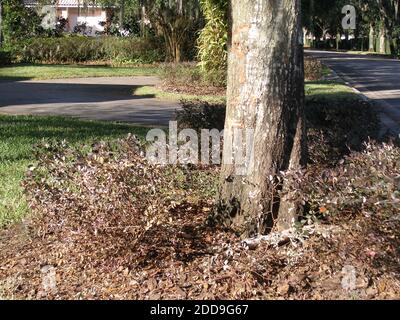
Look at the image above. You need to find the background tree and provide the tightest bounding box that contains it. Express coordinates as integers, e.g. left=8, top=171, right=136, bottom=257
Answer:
left=375, top=0, right=400, bottom=54
left=144, top=0, right=202, bottom=62
left=0, top=0, right=3, bottom=47
left=217, top=0, right=307, bottom=236
left=1, top=0, right=44, bottom=43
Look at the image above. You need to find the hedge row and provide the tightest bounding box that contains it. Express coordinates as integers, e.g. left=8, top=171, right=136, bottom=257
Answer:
left=8, top=36, right=165, bottom=64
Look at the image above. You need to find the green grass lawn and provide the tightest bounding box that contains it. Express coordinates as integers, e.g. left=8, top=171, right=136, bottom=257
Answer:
left=0, top=63, right=160, bottom=81
left=0, top=115, right=148, bottom=228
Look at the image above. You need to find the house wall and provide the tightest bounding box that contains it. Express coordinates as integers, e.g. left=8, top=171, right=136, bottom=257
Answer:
left=57, top=7, right=106, bottom=36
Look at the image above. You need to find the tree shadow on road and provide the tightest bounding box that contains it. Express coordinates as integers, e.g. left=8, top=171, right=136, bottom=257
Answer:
left=0, top=82, right=156, bottom=108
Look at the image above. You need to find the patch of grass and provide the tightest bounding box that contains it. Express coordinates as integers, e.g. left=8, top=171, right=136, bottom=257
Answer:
left=134, top=85, right=226, bottom=103
left=305, top=80, right=358, bottom=102
left=0, top=115, right=148, bottom=228
left=141, top=80, right=357, bottom=104
left=322, top=65, right=332, bottom=77
left=0, top=64, right=161, bottom=81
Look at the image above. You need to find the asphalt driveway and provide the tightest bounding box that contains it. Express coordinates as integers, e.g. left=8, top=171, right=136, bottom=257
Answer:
left=0, top=76, right=179, bottom=126
left=306, top=50, right=400, bottom=134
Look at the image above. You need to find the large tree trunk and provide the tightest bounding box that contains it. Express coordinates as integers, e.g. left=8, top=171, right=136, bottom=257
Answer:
left=217, top=0, right=307, bottom=237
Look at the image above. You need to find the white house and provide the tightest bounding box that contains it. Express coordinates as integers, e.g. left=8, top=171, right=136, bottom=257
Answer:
left=24, top=0, right=108, bottom=36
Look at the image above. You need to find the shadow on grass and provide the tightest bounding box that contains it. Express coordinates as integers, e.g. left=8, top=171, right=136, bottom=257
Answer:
left=0, top=76, right=33, bottom=83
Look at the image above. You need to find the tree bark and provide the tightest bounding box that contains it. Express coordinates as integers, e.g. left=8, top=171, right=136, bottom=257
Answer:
left=369, top=23, right=375, bottom=52
left=119, top=0, right=125, bottom=26
left=336, top=32, right=341, bottom=51
left=303, top=28, right=310, bottom=48
left=151, top=9, right=189, bottom=63
left=309, top=0, right=315, bottom=48
left=217, top=0, right=306, bottom=237
left=140, top=5, right=147, bottom=38
left=379, top=22, right=391, bottom=55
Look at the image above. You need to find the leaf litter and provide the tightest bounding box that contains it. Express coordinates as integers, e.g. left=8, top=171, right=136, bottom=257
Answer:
left=0, top=137, right=399, bottom=300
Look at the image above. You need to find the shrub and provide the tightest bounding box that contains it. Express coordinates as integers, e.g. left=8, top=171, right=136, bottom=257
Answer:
left=304, top=58, right=324, bottom=81
left=101, top=36, right=165, bottom=64
left=160, top=63, right=202, bottom=86
left=306, top=98, right=379, bottom=164
left=176, top=100, right=226, bottom=132
left=2, top=0, right=45, bottom=42
left=10, top=36, right=101, bottom=63
left=0, top=51, right=12, bottom=66
left=23, top=135, right=218, bottom=268
left=175, top=98, right=379, bottom=165
left=162, top=58, right=323, bottom=90
left=160, top=63, right=226, bottom=94
left=24, top=137, right=172, bottom=262
left=281, top=142, right=400, bottom=224
left=9, top=36, right=165, bottom=64
left=201, top=68, right=227, bottom=87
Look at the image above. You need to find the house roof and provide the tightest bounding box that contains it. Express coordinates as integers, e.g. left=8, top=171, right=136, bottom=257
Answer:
left=24, top=1, right=98, bottom=8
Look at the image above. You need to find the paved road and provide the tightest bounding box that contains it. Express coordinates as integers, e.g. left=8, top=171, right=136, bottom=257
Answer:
left=306, top=50, right=400, bottom=134
left=0, top=76, right=179, bottom=126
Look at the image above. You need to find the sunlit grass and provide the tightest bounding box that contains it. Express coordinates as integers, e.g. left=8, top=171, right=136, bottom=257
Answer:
left=134, top=85, right=226, bottom=103
left=0, top=63, right=160, bottom=81
left=305, top=80, right=358, bottom=102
